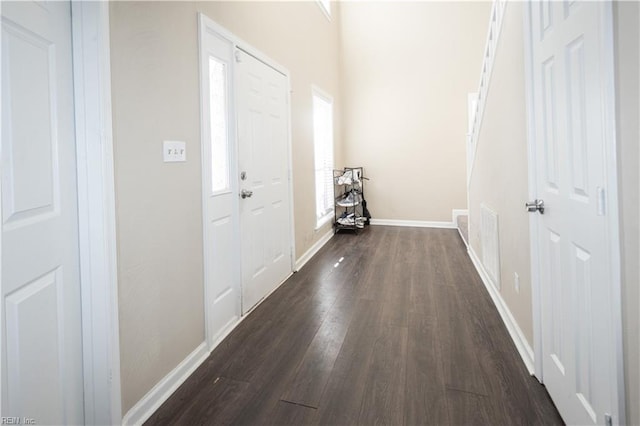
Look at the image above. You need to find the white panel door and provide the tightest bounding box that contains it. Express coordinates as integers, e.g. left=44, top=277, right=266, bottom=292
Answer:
left=200, top=25, right=241, bottom=346
left=530, top=1, right=619, bottom=424
left=1, top=1, right=84, bottom=423
left=236, top=50, right=292, bottom=313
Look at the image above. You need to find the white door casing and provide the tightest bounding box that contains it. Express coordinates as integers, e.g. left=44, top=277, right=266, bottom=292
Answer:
left=71, top=2, right=122, bottom=422
left=237, top=49, right=293, bottom=314
left=199, top=18, right=242, bottom=348
left=1, top=1, right=84, bottom=423
left=526, top=1, right=624, bottom=424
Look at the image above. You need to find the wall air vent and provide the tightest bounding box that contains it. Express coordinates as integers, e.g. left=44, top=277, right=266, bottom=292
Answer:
left=481, top=203, right=501, bottom=290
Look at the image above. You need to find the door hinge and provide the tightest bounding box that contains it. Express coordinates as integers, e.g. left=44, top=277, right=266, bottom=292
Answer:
left=235, top=50, right=242, bottom=63
left=605, top=413, right=612, bottom=426
left=597, top=186, right=606, bottom=216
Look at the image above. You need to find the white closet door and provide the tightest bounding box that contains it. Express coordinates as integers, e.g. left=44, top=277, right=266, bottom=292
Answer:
left=2, top=1, right=84, bottom=423
left=529, top=1, right=621, bottom=424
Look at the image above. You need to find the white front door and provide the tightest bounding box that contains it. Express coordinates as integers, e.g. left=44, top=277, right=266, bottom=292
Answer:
left=529, top=1, right=622, bottom=424
left=236, top=50, right=293, bottom=313
left=1, top=1, right=84, bottom=423
left=199, top=21, right=241, bottom=346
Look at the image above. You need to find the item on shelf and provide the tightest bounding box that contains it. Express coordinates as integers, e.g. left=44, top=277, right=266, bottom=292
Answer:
left=334, top=168, right=362, bottom=186
left=336, top=212, right=366, bottom=229
left=336, top=190, right=362, bottom=207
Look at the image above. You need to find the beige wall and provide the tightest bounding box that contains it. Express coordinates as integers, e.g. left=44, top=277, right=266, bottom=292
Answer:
left=467, top=2, right=533, bottom=342
left=109, top=1, right=343, bottom=413
left=339, top=1, right=490, bottom=222
left=614, top=2, right=639, bottom=424
left=470, top=2, right=639, bottom=423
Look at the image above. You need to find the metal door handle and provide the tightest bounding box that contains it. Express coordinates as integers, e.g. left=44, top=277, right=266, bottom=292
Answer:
left=240, top=189, right=253, bottom=199
left=526, top=199, right=545, bottom=214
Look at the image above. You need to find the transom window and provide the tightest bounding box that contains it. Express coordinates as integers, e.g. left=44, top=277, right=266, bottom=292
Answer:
left=317, top=0, right=331, bottom=19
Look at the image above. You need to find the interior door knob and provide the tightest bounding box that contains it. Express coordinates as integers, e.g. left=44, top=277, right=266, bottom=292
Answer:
left=240, top=189, right=253, bottom=199
left=526, top=199, right=545, bottom=214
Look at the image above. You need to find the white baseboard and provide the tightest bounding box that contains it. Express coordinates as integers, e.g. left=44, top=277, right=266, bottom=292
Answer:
left=456, top=228, right=469, bottom=248
left=122, top=342, right=210, bottom=426
left=467, top=245, right=535, bottom=375
left=452, top=209, right=468, bottom=224
left=370, top=218, right=455, bottom=229
left=452, top=209, right=469, bottom=247
left=295, top=229, right=333, bottom=271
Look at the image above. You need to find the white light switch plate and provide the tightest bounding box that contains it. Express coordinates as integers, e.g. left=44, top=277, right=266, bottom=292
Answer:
left=163, top=140, right=186, bottom=162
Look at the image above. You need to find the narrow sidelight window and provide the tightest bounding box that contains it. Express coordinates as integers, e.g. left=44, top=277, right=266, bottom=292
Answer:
left=209, top=56, right=230, bottom=193
left=313, top=89, right=334, bottom=228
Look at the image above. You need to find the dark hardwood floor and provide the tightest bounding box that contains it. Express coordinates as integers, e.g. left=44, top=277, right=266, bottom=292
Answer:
left=146, top=226, right=563, bottom=426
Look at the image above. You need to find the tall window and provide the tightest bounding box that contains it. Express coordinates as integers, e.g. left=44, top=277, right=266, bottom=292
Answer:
left=313, top=90, right=334, bottom=228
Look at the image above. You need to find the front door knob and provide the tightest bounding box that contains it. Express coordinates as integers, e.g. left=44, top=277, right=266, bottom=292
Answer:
left=240, top=189, right=253, bottom=199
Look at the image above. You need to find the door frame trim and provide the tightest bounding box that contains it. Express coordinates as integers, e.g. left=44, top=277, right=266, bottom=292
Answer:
left=523, top=2, right=626, bottom=423
left=522, top=0, right=543, bottom=383
left=599, top=4, right=626, bottom=422
left=71, top=2, right=122, bottom=424
left=198, top=13, right=295, bottom=350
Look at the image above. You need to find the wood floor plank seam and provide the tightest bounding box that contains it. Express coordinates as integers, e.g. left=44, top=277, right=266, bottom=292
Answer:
left=445, top=385, right=491, bottom=398
left=279, top=399, right=319, bottom=410
left=218, top=375, right=251, bottom=385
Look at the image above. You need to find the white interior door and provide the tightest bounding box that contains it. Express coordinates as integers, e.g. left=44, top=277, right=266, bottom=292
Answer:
left=236, top=50, right=293, bottom=314
left=199, top=21, right=241, bottom=346
left=529, top=1, right=621, bottom=424
left=1, top=1, right=84, bottom=423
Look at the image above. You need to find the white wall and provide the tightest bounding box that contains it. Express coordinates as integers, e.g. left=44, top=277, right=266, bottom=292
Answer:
left=339, top=1, right=491, bottom=223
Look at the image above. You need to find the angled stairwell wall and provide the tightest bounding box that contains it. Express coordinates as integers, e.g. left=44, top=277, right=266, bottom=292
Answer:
left=466, top=0, right=535, bottom=370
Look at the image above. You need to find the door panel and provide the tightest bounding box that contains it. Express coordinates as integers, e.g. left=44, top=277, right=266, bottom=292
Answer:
left=530, top=1, right=617, bottom=424
left=237, top=50, right=292, bottom=313
left=1, top=1, right=84, bottom=423
left=2, top=19, right=58, bottom=224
